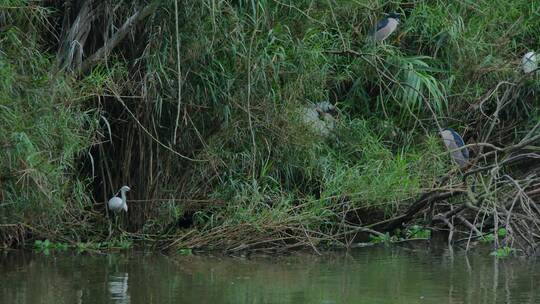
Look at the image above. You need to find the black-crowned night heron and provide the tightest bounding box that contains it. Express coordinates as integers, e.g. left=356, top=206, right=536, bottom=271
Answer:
left=373, top=13, right=400, bottom=42
left=440, top=128, right=469, bottom=168
left=108, top=185, right=130, bottom=213
left=301, top=101, right=337, bottom=137
left=522, top=51, right=537, bottom=74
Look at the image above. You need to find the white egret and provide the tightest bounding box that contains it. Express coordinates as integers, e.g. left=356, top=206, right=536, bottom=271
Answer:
left=522, top=51, right=537, bottom=74
left=108, top=185, right=130, bottom=213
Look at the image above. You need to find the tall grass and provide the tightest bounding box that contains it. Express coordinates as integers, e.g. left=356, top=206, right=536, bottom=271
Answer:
left=131, top=0, right=539, bottom=240
left=0, top=0, right=539, bottom=249
left=0, top=5, right=100, bottom=245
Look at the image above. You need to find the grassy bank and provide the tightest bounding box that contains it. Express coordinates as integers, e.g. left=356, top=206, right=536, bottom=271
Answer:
left=1, top=0, right=539, bottom=255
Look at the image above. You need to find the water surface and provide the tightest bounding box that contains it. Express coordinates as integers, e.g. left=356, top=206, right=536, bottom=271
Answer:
left=1, top=246, right=538, bottom=303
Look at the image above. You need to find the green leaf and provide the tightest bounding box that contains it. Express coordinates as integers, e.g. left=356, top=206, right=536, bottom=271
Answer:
left=490, top=246, right=514, bottom=258
left=178, top=248, right=193, bottom=256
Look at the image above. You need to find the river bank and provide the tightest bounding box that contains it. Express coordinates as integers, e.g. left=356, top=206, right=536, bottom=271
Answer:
left=1, top=1, right=539, bottom=255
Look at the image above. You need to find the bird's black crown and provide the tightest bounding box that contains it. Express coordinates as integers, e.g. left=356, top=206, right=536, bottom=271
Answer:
left=387, top=12, right=400, bottom=20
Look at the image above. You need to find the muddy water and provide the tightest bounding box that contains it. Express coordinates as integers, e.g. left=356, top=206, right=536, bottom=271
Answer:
left=0, top=246, right=538, bottom=303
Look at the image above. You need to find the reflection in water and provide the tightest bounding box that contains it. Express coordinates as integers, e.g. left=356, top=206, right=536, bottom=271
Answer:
left=109, top=273, right=129, bottom=304
left=0, top=246, right=539, bottom=304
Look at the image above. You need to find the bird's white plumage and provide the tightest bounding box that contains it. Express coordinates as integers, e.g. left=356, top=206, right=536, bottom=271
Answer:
left=522, top=51, right=537, bottom=74
left=108, top=185, right=130, bottom=212
left=108, top=196, right=125, bottom=212
left=374, top=18, right=399, bottom=42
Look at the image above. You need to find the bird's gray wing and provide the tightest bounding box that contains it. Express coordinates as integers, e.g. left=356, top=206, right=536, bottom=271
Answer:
left=376, top=18, right=389, bottom=31
left=451, top=131, right=469, bottom=159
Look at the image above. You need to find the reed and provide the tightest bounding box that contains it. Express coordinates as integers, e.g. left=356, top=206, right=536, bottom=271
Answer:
left=1, top=0, right=539, bottom=254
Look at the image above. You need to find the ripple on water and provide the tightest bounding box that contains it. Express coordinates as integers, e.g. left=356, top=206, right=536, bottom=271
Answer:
left=0, top=247, right=539, bottom=304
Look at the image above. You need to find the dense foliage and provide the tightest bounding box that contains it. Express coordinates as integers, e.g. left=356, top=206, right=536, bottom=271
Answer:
left=1, top=0, right=539, bottom=253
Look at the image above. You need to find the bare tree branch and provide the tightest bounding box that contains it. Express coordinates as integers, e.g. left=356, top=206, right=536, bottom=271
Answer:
left=76, top=3, right=156, bottom=75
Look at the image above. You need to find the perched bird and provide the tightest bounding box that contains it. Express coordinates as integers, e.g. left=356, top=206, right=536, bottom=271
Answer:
left=301, top=101, right=337, bottom=138
left=440, top=128, right=469, bottom=168
left=522, top=51, right=537, bottom=74
left=108, top=185, right=130, bottom=213
left=373, top=13, right=400, bottom=42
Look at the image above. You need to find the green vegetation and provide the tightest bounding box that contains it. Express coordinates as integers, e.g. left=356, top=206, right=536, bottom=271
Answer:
left=34, top=239, right=68, bottom=255
left=178, top=248, right=193, bottom=256
left=405, top=225, right=431, bottom=240
left=369, top=233, right=393, bottom=244
left=1, top=1, right=539, bottom=255
left=0, top=3, right=100, bottom=246
left=33, top=238, right=132, bottom=255
left=481, top=228, right=508, bottom=243
left=368, top=225, right=430, bottom=245
left=490, top=246, right=515, bottom=258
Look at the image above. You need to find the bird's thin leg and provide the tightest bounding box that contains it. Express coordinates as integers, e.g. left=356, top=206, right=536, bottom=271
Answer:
left=108, top=221, right=112, bottom=240
left=115, top=215, right=120, bottom=233
left=106, top=212, right=114, bottom=241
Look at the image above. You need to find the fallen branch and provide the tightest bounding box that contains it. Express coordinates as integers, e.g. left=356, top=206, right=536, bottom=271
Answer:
left=383, top=189, right=464, bottom=231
